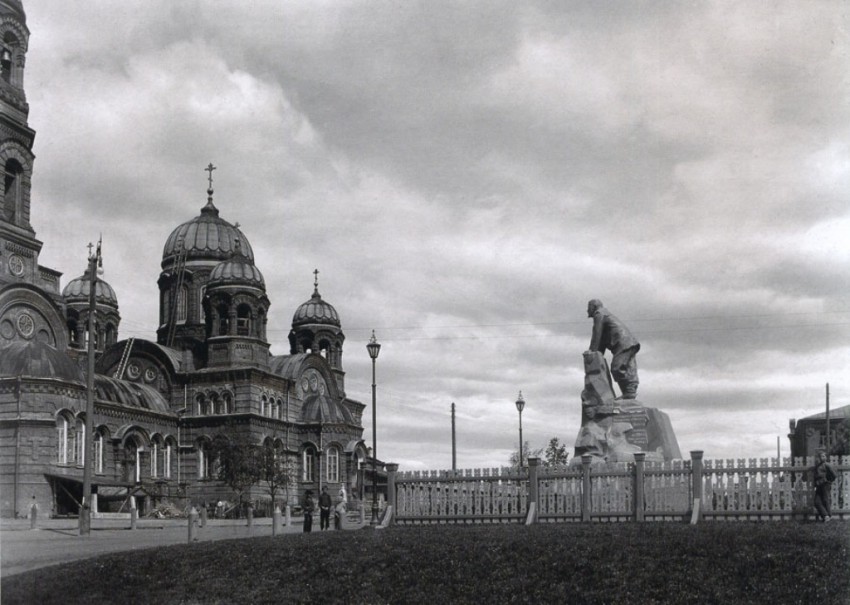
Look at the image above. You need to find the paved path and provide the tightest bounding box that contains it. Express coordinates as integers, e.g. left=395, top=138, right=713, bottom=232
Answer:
left=0, top=516, right=333, bottom=578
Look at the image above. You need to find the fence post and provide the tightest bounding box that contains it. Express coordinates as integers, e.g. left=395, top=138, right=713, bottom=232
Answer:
left=246, top=503, right=253, bottom=528
left=581, top=454, right=592, bottom=523
left=285, top=504, right=291, bottom=526
left=29, top=499, right=38, bottom=530
left=634, top=452, right=646, bottom=522
left=199, top=505, right=207, bottom=528
left=527, top=457, right=540, bottom=524
left=130, top=504, right=138, bottom=530
left=188, top=507, right=198, bottom=543
left=386, top=463, right=399, bottom=522
left=273, top=505, right=282, bottom=536
left=690, top=450, right=704, bottom=523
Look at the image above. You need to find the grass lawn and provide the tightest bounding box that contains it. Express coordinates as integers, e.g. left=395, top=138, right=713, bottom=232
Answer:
left=2, top=521, right=848, bottom=604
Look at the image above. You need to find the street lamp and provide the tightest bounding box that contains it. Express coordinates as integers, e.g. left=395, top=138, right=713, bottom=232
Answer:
left=366, top=330, right=381, bottom=525
left=515, top=391, right=525, bottom=469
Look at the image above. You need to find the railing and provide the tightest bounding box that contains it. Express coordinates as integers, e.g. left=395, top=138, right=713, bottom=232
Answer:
left=388, top=453, right=849, bottom=525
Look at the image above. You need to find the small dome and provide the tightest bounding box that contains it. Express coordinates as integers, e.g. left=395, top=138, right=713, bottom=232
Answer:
left=0, top=340, right=83, bottom=383
left=162, top=200, right=254, bottom=266
left=62, top=270, right=119, bottom=308
left=208, top=255, right=265, bottom=289
left=292, top=290, right=340, bottom=328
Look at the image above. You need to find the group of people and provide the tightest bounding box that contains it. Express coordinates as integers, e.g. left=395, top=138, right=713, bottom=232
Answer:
left=301, top=486, right=347, bottom=532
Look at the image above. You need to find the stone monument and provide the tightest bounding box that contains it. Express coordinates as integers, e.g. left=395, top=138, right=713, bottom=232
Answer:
left=573, top=301, right=681, bottom=464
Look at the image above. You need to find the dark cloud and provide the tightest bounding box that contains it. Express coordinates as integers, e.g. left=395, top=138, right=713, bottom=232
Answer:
left=22, top=0, right=850, bottom=470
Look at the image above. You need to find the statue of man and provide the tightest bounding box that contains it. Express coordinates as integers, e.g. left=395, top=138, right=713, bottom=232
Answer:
left=586, top=299, right=640, bottom=399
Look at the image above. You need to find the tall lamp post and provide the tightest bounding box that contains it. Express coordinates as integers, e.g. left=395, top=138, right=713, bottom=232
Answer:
left=515, top=391, right=525, bottom=469
left=366, top=330, right=381, bottom=525
left=80, top=239, right=102, bottom=536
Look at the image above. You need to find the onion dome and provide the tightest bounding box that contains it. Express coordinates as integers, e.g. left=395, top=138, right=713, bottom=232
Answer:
left=162, top=199, right=254, bottom=267
left=0, top=340, right=83, bottom=382
left=62, top=269, right=119, bottom=309
left=292, top=288, right=340, bottom=327
left=208, top=241, right=265, bottom=289
left=292, top=269, right=340, bottom=327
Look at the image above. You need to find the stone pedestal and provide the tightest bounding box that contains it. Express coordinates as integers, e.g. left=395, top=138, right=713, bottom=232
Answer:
left=573, top=401, right=681, bottom=463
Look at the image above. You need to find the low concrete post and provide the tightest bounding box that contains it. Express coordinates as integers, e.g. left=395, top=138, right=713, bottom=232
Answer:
left=199, top=505, right=207, bottom=528
left=634, top=453, right=646, bottom=522
left=386, top=463, right=399, bottom=519
left=690, top=450, right=704, bottom=524
left=130, top=505, right=138, bottom=530
left=284, top=504, right=291, bottom=526
left=246, top=503, right=253, bottom=528
left=527, top=457, right=540, bottom=524
left=188, top=507, right=198, bottom=543
left=581, top=454, right=592, bottom=523
left=273, top=506, right=282, bottom=536
left=29, top=500, right=38, bottom=530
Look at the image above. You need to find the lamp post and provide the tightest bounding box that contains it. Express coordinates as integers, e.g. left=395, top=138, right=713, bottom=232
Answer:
left=80, top=239, right=102, bottom=536
left=515, top=391, right=525, bottom=469
left=366, top=330, right=381, bottom=525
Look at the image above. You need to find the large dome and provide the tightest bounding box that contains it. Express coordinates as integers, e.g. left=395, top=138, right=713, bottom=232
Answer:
left=292, top=289, right=340, bottom=328
left=0, top=0, right=26, bottom=21
left=162, top=200, right=254, bottom=267
left=62, top=270, right=119, bottom=308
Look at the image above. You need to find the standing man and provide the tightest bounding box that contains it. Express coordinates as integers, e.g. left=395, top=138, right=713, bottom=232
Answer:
left=812, top=450, right=835, bottom=522
left=302, top=490, right=315, bottom=533
left=587, top=299, right=640, bottom=399
left=318, top=486, right=332, bottom=530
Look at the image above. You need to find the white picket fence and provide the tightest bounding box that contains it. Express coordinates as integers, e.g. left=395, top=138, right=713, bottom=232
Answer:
left=388, top=453, right=849, bottom=525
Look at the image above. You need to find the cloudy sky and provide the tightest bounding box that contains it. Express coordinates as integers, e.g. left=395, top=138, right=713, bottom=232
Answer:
left=22, top=1, right=849, bottom=470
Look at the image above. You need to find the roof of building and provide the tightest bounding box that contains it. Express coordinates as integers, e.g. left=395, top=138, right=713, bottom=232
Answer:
left=799, top=404, right=850, bottom=421
left=162, top=199, right=254, bottom=266
left=301, top=393, right=354, bottom=424
left=0, top=339, right=84, bottom=383
left=93, top=375, right=171, bottom=414
left=0, top=0, right=25, bottom=22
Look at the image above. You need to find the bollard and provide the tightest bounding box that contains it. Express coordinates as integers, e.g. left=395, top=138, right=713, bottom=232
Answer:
left=199, top=505, right=207, bottom=528
left=188, top=507, right=198, bottom=543
left=273, top=506, right=282, bottom=536
left=130, top=506, right=138, bottom=530
left=284, top=504, right=291, bottom=527
left=29, top=500, right=38, bottom=530
left=246, top=504, right=253, bottom=528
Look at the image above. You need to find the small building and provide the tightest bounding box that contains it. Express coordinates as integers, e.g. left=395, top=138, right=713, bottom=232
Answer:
left=788, top=404, right=850, bottom=458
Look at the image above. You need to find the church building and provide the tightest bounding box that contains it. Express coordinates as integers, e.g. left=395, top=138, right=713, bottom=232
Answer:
left=0, top=0, right=370, bottom=518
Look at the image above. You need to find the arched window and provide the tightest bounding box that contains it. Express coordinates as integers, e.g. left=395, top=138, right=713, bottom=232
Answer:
left=4, top=158, right=23, bottom=224
left=277, top=399, right=284, bottom=420
left=260, top=395, right=266, bottom=417
left=198, top=441, right=211, bottom=480
left=56, top=414, right=70, bottom=464
left=196, top=394, right=206, bottom=416
left=124, top=437, right=142, bottom=483
left=74, top=417, right=85, bottom=467
left=94, top=430, right=104, bottom=474
left=236, top=304, right=251, bottom=336
left=150, top=437, right=160, bottom=478
left=302, top=448, right=315, bottom=482
left=218, top=304, right=229, bottom=335
left=164, top=438, right=175, bottom=479
left=209, top=393, right=219, bottom=415
left=326, top=446, right=340, bottom=483
left=176, top=285, right=188, bottom=323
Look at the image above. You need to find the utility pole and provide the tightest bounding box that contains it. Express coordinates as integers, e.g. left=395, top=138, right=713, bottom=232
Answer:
left=451, top=403, right=456, bottom=471
left=825, top=382, right=830, bottom=454
left=79, top=239, right=102, bottom=536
